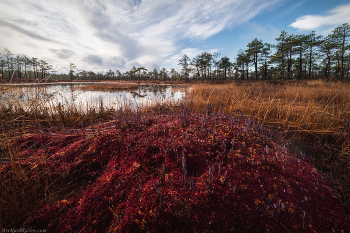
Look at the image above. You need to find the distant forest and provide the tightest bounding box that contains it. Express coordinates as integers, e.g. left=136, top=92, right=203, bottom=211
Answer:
left=1, top=23, right=349, bottom=82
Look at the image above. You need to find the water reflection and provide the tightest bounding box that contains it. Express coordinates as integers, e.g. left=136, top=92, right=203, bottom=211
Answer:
left=0, top=83, right=189, bottom=111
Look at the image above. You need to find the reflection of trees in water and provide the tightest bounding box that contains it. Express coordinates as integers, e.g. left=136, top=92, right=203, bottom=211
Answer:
left=127, top=85, right=185, bottom=101
left=69, top=84, right=78, bottom=103
left=139, top=85, right=178, bottom=97
left=130, top=91, right=147, bottom=98
left=2, top=84, right=186, bottom=112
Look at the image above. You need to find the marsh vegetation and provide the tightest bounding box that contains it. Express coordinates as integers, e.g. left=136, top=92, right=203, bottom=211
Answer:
left=1, top=79, right=350, bottom=232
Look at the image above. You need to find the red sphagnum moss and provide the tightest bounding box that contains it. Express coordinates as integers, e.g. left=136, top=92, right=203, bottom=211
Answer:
left=2, top=108, right=350, bottom=232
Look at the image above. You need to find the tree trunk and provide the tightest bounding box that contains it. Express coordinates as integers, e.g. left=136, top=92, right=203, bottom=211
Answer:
left=348, top=57, right=350, bottom=80
left=264, top=59, right=267, bottom=80
left=246, top=62, right=248, bottom=80
left=299, top=47, right=302, bottom=80
left=241, top=64, right=245, bottom=80
left=337, top=54, right=340, bottom=79
left=255, top=54, right=258, bottom=80
left=17, top=62, right=21, bottom=79
left=309, top=45, right=312, bottom=79
left=341, top=28, right=345, bottom=79
left=24, top=64, right=27, bottom=79
left=288, top=49, right=292, bottom=79
left=325, top=50, right=330, bottom=79
left=281, top=42, right=284, bottom=80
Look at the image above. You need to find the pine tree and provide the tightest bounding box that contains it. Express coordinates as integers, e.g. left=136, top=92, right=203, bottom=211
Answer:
left=320, top=34, right=337, bottom=79
left=246, top=38, right=264, bottom=80
left=178, top=54, right=191, bottom=81
left=306, top=31, right=323, bottom=79
left=274, top=30, right=289, bottom=79
left=261, top=43, right=271, bottom=80
left=294, top=34, right=308, bottom=80
left=218, top=56, right=233, bottom=80
left=332, top=23, right=350, bottom=79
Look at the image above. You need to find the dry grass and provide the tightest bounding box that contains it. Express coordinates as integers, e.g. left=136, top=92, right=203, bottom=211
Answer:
left=0, top=86, right=111, bottom=130
left=184, top=79, right=350, bottom=205
left=72, top=83, right=139, bottom=92
left=186, top=80, right=349, bottom=132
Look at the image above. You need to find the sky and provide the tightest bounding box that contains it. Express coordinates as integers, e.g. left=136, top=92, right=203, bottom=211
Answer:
left=0, top=0, right=349, bottom=74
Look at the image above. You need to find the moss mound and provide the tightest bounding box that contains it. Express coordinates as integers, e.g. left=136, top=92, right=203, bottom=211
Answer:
left=2, top=110, right=350, bottom=232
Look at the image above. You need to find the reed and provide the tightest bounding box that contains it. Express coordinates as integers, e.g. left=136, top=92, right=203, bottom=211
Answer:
left=185, top=80, right=349, bottom=132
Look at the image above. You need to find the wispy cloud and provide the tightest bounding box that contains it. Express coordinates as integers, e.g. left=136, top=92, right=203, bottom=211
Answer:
left=49, top=49, right=75, bottom=59
left=0, top=0, right=284, bottom=72
left=290, top=3, right=350, bottom=31
left=0, top=18, right=58, bottom=43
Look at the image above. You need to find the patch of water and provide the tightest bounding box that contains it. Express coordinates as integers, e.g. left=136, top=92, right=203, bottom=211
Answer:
left=0, top=83, right=190, bottom=112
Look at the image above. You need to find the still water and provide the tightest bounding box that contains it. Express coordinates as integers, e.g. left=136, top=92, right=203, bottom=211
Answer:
left=0, top=83, right=190, bottom=111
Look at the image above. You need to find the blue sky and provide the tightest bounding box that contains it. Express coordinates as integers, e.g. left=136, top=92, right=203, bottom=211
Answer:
left=0, top=0, right=349, bottom=74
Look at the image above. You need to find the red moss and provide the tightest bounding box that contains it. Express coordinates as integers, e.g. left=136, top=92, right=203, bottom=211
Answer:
left=2, top=111, right=350, bottom=232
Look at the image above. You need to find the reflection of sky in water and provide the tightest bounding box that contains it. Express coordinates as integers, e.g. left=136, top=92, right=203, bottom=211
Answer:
left=2, top=84, right=189, bottom=111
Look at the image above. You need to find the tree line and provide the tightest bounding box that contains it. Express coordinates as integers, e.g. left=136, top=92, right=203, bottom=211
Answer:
left=1, top=23, right=349, bottom=82
left=0, top=48, right=53, bottom=81
left=178, top=23, right=350, bottom=81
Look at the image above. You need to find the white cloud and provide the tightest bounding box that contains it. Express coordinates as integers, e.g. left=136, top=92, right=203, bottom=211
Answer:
left=0, top=0, right=283, bottom=73
left=290, top=3, right=350, bottom=31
